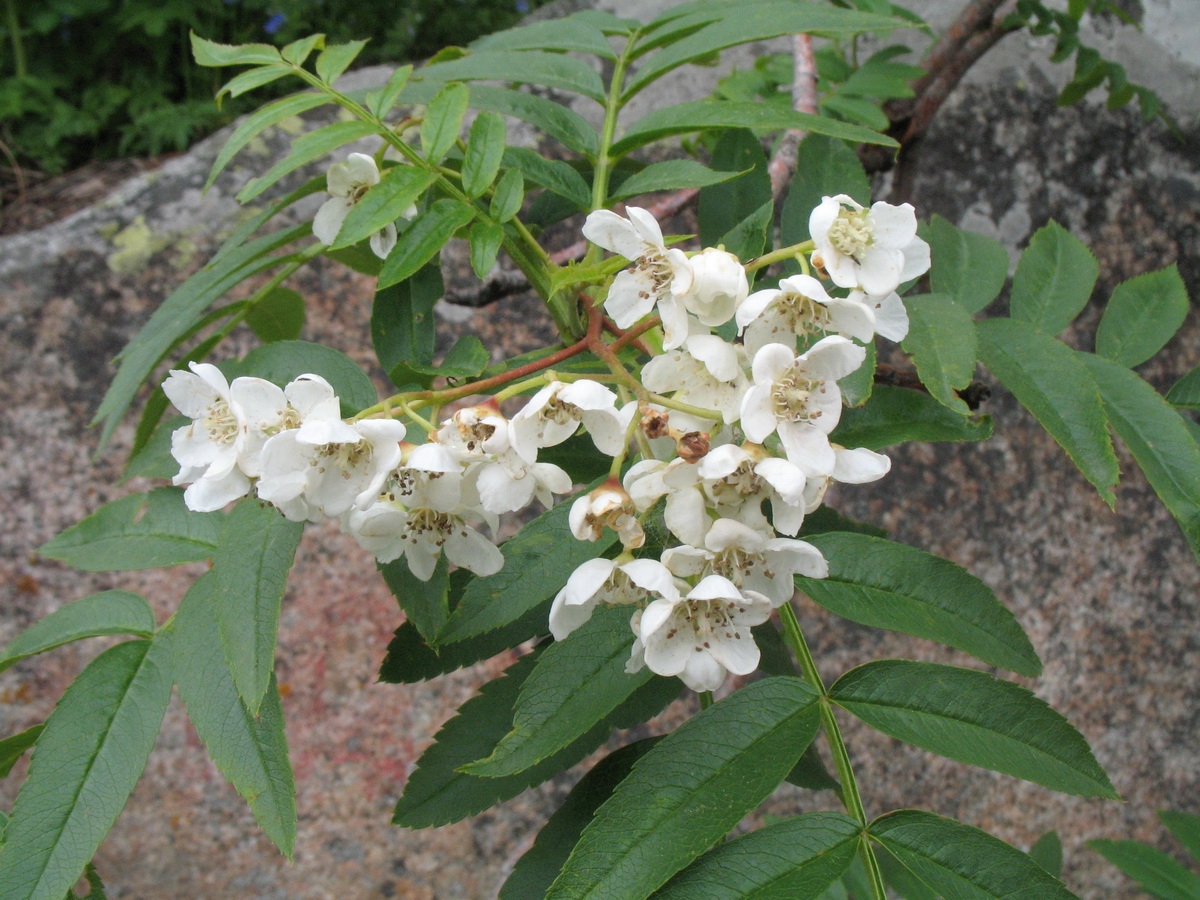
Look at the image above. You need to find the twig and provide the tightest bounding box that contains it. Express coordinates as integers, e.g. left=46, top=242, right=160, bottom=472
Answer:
left=767, top=34, right=819, bottom=198
left=874, top=362, right=991, bottom=410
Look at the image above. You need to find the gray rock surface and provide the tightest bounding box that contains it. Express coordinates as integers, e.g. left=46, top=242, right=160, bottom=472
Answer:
left=1, top=1, right=1197, bottom=897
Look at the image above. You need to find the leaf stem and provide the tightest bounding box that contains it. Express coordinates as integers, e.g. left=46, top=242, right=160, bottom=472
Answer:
left=745, top=240, right=815, bottom=273
left=778, top=600, right=887, bottom=900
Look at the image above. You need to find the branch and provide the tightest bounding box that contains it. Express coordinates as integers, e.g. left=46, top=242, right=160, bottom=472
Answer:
left=767, top=33, right=819, bottom=198
left=874, top=362, right=991, bottom=411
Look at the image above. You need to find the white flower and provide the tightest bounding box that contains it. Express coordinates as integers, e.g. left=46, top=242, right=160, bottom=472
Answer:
left=634, top=575, right=772, bottom=692
left=570, top=481, right=644, bottom=549
left=257, top=417, right=406, bottom=518
left=548, top=557, right=679, bottom=641
left=641, top=334, right=749, bottom=428
left=509, top=380, right=631, bottom=464
left=582, top=207, right=693, bottom=328
left=695, top=443, right=809, bottom=536
left=312, top=153, right=411, bottom=259
left=809, top=195, right=930, bottom=296
left=163, top=362, right=252, bottom=512
left=678, top=247, right=748, bottom=324
left=663, top=518, right=827, bottom=607
left=736, top=274, right=876, bottom=356
left=847, top=289, right=909, bottom=342
left=740, top=337, right=864, bottom=475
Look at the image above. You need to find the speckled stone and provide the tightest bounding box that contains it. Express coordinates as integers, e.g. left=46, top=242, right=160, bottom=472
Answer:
left=1, top=2, right=1198, bottom=898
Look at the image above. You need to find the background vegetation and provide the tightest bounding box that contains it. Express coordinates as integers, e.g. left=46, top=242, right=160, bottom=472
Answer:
left=0, top=0, right=550, bottom=174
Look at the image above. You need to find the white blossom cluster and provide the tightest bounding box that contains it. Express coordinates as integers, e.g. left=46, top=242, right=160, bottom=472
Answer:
left=163, top=191, right=928, bottom=693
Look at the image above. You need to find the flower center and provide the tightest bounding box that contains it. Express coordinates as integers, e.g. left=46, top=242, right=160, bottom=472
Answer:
left=779, top=291, right=832, bottom=335
left=827, top=208, right=873, bottom=259
left=632, top=251, right=676, bottom=300
left=315, top=439, right=371, bottom=474
left=349, top=182, right=371, bottom=203
left=771, top=367, right=824, bottom=423
left=203, top=400, right=240, bottom=445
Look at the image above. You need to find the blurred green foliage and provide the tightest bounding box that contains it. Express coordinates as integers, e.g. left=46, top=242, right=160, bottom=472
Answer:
left=0, top=0, right=549, bottom=174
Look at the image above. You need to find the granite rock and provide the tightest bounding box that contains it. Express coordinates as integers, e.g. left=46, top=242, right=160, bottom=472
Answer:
left=1, top=1, right=1197, bottom=898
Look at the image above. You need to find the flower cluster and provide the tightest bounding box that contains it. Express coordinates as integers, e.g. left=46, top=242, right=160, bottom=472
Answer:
left=551, top=199, right=928, bottom=691
left=164, top=194, right=928, bottom=694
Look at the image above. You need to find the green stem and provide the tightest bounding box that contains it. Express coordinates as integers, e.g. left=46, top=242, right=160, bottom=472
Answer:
left=745, top=240, right=816, bottom=273
left=290, top=67, right=573, bottom=334
left=5, top=0, right=26, bottom=80
left=698, top=691, right=714, bottom=710
left=591, top=44, right=633, bottom=214
left=778, top=601, right=887, bottom=900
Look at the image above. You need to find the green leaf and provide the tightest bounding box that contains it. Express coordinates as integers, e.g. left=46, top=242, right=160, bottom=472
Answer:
left=374, top=266, right=443, bottom=388
left=830, top=660, right=1118, bottom=798
left=315, top=39, right=367, bottom=86
left=331, top=166, right=437, bottom=249
left=190, top=33, right=281, bottom=67
left=800, top=505, right=887, bottom=539
left=472, top=18, right=617, bottom=59
left=0, top=591, right=156, bottom=674
left=624, top=4, right=902, bottom=98
left=420, top=50, right=606, bottom=102
left=231, top=340, right=378, bottom=415
left=720, top=199, right=773, bottom=264
left=1029, top=831, right=1063, bottom=878
left=490, top=168, right=525, bottom=222
left=210, top=501, right=304, bottom=716
left=366, top=64, right=413, bottom=117
left=467, top=86, right=599, bottom=158
left=205, top=93, right=330, bottom=191
left=93, top=223, right=309, bottom=451
left=213, top=176, right=326, bottom=263
left=174, top=575, right=296, bottom=859
left=1008, top=221, right=1098, bottom=335
left=461, top=111, right=507, bottom=198
left=786, top=743, right=842, bottom=794
left=976, top=317, right=1118, bottom=506
left=378, top=199, right=475, bottom=289
left=463, top=608, right=657, bottom=778
left=501, top=740, right=660, bottom=900
left=611, top=160, right=742, bottom=204
left=73, top=863, right=106, bottom=900
left=926, top=215, right=1009, bottom=315
left=1080, top=353, right=1200, bottom=559
left=1094, top=265, right=1189, bottom=368
left=377, top=603, right=547, bottom=684
left=469, top=221, right=505, bottom=279
left=698, top=129, right=772, bottom=250
left=876, top=846, right=939, bottom=900
left=1165, top=368, right=1200, bottom=410
left=830, top=385, right=992, bottom=450
left=838, top=339, right=875, bottom=408
left=435, top=488, right=617, bottom=644
left=380, top=555, right=450, bottom=642
left=545, top=676, right=821, bottom=900
left=780, top=134, right=870, bottom=248
left=821, top=94, right=889, bottom=131
left=653, top=813, right=861, bottom=899
left=611, top=102, right=896, bottom=159
left=871, top=810, right=1081, bottom=900
left=901, top=294, right=978, bottom=415
left=421, top=82, right=470, bottom=165
left=246, top=287, right=305, bottom=342
left=1089, top=839, right=1200, bottom=900
left=40, top=488, right=222, bottom=571
left=501, top=147, right=591, bottom=211
left=0, top=726, right=43, bottom=779
left=237, top=120, right=380, bottom=203
left=280, top=33, right=324, bottom=66
left=121, top=414, right=187, bottom=484
left=0, top=635, right=172, bottom=900
left=216, top=65, right=290, bottom=102
left=796, top=533, right=1041, bottom=676
left=394, top=655, right=677, bottom=829
left=1160, top=811, right=1200, bottom=863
